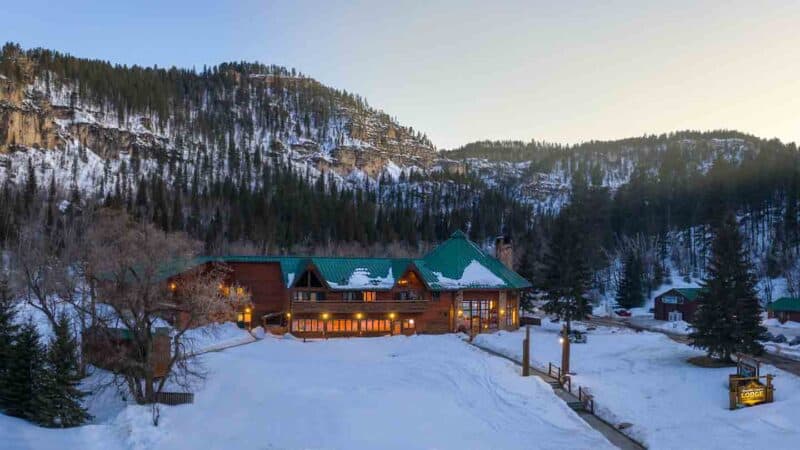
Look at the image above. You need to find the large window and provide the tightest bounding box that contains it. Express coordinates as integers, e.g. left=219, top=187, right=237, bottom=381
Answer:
left=292, top=319, right=326, bottom=332
left=396, top=290, right=422, bottom=301
left=291, top=319, right=394, bottom=333
left=293, top=291, right=325, bottom=301
left=460, top=299, right=498, bottom=332
left=360, top=319, right=390, bottom=332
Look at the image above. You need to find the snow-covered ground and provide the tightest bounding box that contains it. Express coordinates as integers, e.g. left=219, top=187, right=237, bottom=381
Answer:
left=474, top=324, right=800, bottom=450
left=1, top=334, right=614, bottom=450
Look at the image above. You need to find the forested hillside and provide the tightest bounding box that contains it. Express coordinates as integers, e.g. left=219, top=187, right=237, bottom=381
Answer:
left=0, top=43, right=529, bottom=254
left=446, top=132, right=800, bottom=305
left=2, top=42, right=800, bottom=307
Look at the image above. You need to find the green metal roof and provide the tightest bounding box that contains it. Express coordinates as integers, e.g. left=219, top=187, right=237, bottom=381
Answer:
left=418, top=231, right=532, bottom=290
left=675, top=288, right=703, bottom=301
left=176, top=230, right=532, bottom=291
left=310, top=257, right=405, bottom=290
left=767, top=297, right=800, bottom=313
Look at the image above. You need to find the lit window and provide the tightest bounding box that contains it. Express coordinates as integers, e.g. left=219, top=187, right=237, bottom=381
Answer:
left=363, top=291, right=376, bottom=302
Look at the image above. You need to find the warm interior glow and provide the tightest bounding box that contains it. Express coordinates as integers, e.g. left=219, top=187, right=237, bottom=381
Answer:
left=409, top=319, right=414, bottom=325
left=169, top=282, right=177, bottom=291
left=245, top=307, right=251, bottom=313
left=236, top=287, right=244, bottom=296
left=500, top=309, right=505, bottom=315
left=457, top=309, right=463, bottom=316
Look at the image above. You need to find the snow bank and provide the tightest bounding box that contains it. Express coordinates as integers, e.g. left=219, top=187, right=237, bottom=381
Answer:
left=475, top=326, right=800, bottom=449
left=328, top=267, right=394, bottom=289
left=434, top=260, right=505, bottom=288
left=182, top=322, right=256, bottom=355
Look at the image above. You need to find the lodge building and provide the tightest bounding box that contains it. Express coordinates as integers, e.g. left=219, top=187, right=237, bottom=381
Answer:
left=171, top=231, right=531, bottom=337
left=653, top=288, right=702, bottom=321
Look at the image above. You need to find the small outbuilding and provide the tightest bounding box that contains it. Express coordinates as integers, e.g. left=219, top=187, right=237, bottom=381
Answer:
left=767, top=297, right=800, bottom=323
left=653, top=288, right=703, bottom=321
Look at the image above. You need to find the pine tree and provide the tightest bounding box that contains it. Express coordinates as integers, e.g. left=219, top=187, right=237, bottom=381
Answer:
left=690, top=213, right=767, bottom=361
left=35, top=315, right=90, bottom=427
left=0, top=277, right=19, bottom=410
left=542, top=211, right=592, bottom=330
left=3, top=321, right=45, bottom=418
left=615, top=250, right=644, bottom=309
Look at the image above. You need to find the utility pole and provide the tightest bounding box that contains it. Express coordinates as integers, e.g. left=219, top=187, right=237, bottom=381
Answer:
left=522, top=325, right=530, bottom=376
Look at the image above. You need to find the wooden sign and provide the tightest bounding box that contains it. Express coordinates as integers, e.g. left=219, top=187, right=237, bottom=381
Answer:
left=729, top=374, right=774, bottom=410
left=738, top=381, right=767, bottom=406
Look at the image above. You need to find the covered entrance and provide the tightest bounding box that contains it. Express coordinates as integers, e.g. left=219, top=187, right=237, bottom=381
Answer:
left=459, top=299, right=498, bottom=333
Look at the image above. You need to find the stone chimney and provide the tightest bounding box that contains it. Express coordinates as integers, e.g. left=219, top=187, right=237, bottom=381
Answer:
left=495, top=235, right=514, bottom=270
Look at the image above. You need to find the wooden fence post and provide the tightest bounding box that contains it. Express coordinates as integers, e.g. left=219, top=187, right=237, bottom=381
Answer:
left=522, top=325, right=530, bottom=377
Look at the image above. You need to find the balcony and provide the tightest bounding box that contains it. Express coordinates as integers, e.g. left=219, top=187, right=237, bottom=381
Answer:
left=291, top=300, right=428, bottom=314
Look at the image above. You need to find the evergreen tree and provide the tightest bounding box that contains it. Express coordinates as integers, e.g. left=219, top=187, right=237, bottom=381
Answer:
left=34, top=315, right=90, bottom=427
left=690, top=213, right=767, bottom=361
left=3, top=321, right=45, bottom=418
left=542, top=211, right=592, bottom=330
left=0, top=277, right=18, bottom=411
left=615, top=250, right=644, bottom=309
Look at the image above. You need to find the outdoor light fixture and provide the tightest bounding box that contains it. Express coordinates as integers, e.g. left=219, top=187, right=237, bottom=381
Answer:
left=356, top=313, right=363, bottom=319
left=286, top=312, right=291, bottom=318
left=389, top=313, right=396, bottom=319
left=322, top=313, right=329, bottom=320
left=169, top=282, right=177, bottom=291
left=245, top=307, right=251, bottom=314
left=409, top=319, right=414, bottom=325
left=559, top=337, right=564, bottom=345
left=500, top=309, right=505, bottom=315
left=457, top=309, right=463, bottom=316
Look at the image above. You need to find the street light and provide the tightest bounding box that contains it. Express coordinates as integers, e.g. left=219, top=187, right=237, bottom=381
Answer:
left=561, top=324, right=570, bottom=376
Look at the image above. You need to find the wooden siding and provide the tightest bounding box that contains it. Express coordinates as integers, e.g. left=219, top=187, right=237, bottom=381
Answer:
left=654, top=289, right=699, bottom=321
left=226, top=262, right=288, bottom=322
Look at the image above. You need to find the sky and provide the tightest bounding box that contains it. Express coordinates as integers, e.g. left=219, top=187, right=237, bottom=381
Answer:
left=2, top=0, right=799, bottom=149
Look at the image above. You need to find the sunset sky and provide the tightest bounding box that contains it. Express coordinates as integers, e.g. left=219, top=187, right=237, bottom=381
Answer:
left=4, top=0, right=799, bottom=148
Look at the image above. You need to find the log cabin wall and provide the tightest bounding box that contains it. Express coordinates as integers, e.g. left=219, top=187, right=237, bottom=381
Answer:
left=226, top=262, right=288, bottom=323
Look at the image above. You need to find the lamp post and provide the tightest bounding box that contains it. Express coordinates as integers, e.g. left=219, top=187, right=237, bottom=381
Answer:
left=561, top=324, right=570, bottom=376
left=522, top=325, right=531, bottom=377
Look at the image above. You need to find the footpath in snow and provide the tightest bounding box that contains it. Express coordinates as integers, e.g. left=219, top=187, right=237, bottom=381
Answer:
left=474, top=323, right=800, bottom=450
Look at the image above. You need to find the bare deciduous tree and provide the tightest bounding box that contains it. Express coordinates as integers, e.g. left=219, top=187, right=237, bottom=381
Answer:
left=84, top=209, right=249, bottom=405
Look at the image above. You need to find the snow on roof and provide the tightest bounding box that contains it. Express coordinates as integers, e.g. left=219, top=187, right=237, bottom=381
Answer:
left=433, top=260, right=505, bottom=289
left=327, top=267, right=395, bottom=290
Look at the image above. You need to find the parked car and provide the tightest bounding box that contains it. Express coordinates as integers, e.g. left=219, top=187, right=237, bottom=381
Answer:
left=614, top=309, right=631, bottom=317
left=569, top=330, right=588, bottom=344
